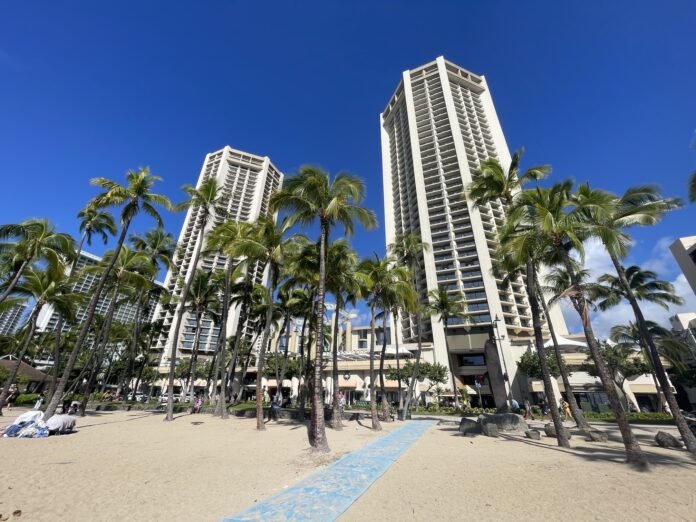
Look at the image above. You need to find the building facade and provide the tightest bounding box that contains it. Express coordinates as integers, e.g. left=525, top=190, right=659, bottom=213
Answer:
left=35, top=250, right=163, bottom=334
left=670, top=237, right=696, bottom=295
left=0, top=302, right=27, bottom=336
left=152, top=146, right=283, bottom=369
left=380, top=56, right=568, bottom=406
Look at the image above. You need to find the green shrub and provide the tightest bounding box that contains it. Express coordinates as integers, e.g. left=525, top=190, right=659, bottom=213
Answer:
left=15, top=393, right=39, bottom=406
left=583, top=411, right=675, bottom=424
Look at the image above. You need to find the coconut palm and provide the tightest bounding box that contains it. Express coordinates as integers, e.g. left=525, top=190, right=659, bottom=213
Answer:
left=271, top=166, right=377, bottom=451
left=575, top=183, right=695, bottom=454
left=231, top=216, right=292, bottom=430
left=388, top=233, right=429, bottom=420
left=76, top=206, right=118, bottom=256
left=325, top=240, right=367, bottom=429
left=510, top=181, right=646, bottom=466
left=44, top=168, right=171, bottom=418
left=181, top=269, right=221, bottom=401
left=424, top=286, right=471, bottom=410
left=206, top=219, right=258, bottom=416
left=464, top=148, right=550, bottom=206
left=0, top=219, right=75, bottom=304
left=593, top=266, right=683, bottom=311
left=164, top=176, right=223, bottom=421
left=689, top=171, right=696, bottom=203
left=0, top=268, right=78, bottom=414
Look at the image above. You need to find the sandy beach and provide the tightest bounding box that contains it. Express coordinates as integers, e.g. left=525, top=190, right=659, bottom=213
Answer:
left=342, top=420, right=696, bottom=521
left=0, top=409, right=395, bottom=521
left=1, top=410, right=695, bottom=521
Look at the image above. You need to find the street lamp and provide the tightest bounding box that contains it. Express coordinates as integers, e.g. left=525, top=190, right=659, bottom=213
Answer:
left=493, top=314, right=512, bottom=405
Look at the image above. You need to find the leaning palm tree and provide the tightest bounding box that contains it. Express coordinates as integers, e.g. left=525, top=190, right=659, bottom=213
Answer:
left=575, top=183, right=696, bottom=454
left=271, top=166, right=377, bottom=451
left=388, top=233, right=429, bottom=420
left=164, top=176, right=223, bottom=421
left=511, top=181, right=646, bottom=466
left=0, top=219, right=75, bottom=305
left=44, top=167, right=171, bottom=418
left=425, top=286, right=470, bottom=410
left=0, top=268, right=78, bottom=414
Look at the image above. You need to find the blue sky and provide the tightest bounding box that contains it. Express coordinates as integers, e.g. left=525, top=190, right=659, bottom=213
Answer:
left=1, top=1, right=695, bottom=333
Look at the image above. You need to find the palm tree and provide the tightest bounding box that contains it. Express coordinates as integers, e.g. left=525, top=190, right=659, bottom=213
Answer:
left=689, top=170, right=696, bottom=203
left=76, top=206, right=118, bottom=257
left=425, top=286, right=470, bottom=409
left=164, top=176, right=222, bottom=421
left=232, top=216, right=292, bottom=430
left=575, top=183, right=696, bottom=454
left=464, top=148, right=550, bottom=206
left=206, top=220, right=251, bottom=415
left=325, top=240, right=365, bottom=429
left=388, top=233, right=429, bottom=420
left=0, top=219, right=75, bottom=305
left=511, top=181, right=646, bottom=466
left=0, top=268, right=78, bottom=414
left=181, top=269, right=221, bottom=401
left=593, top=266, right=683, bottom=312
left=496, top=218, right=571, bottom=448
left=271, top=166, right=377, bottom=451
left=44, top=168, right=171, bottom=419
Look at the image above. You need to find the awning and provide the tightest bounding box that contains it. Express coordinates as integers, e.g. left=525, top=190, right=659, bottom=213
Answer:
left=531, top=382, right=544, bottom=392
left=544, top=335, right=586, bottom=349
left=631, top=384, right=658, bottom=394
left=265, top=379, right=292, bottom=388
left=339, top=378, right=360, bottom=389
left=377, top=378, right=402, bottom=389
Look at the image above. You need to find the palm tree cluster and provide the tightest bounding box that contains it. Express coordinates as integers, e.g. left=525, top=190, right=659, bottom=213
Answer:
left=468, top=149, right=696, bottom=466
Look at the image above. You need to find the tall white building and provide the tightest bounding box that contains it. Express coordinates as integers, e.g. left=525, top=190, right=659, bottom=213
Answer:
left=670, top=236, right=696, bottom=296
left=152, top=146, right=283, bottom=367
left=36, top=250, right=163, bottom=333
left=0, top=302, right=27, bottom=336
left=380, top=57, right=567, bottom=405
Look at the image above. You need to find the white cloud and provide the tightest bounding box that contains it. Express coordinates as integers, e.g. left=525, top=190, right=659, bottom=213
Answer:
left=560, top=237, right=696, bottom=339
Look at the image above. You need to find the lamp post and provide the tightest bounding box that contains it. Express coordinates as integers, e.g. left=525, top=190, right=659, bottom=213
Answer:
left=493, top=314, right=512, bottom=405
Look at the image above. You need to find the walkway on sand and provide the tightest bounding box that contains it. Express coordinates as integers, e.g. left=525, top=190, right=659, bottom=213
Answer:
left=224, top=420, right=437, bottom=521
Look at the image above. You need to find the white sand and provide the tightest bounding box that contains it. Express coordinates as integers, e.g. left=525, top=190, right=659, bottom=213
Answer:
left=341, top=420, right=696, bottom=521
left=0, top=408, right=395, bottom=521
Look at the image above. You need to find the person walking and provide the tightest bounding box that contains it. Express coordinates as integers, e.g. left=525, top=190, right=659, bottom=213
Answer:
left=523, top=398, right=534, bottom=420
left=561, top=399, right=572, bottom=421
left=6, top=385, right=20, bottom=411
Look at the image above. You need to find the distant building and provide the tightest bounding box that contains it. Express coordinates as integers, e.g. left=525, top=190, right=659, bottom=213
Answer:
left=36, top=250, right=163, bottom=335
left=151, top=146, right=283, bottom=370
left=0, top=302, right=26, bottom=336
left=670, top=236, right=696, bottom=295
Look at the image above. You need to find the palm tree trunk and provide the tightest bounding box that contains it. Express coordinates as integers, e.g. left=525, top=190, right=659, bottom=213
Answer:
left=78, top=283, right=120, bottom=414
left=0, top=259, right=29, bottom=306
left=535, top=273, right=590, bottom=430
left=277, top=311, right=292, bottom=404
left=204, top=350, right=217, bottom=405
left=211, top=260, right=234, bottom=413
left=609, top=254, right=696, bottom=453
left=331, top=300, right=343, bottom=429
left=393, top=308, right=404, bottom=413
left=297, top=301, right=310, bottom=416
left=256, top=264, right=276, bottom=431
left=45, top=315, right=64, bottom=406
left=219, top=304, right=247, bottom=416
left=379, top=311, right=392, bottom=422
left=123, top=288, right=145, bottom=406
left=273, top=314, right=287, bottom=405
left=369, top=304, right=382, bottom=431
left=165, top=214, right=206, bottom=421
left=527, top=260, right=569, bottom=448
left=558, top=249, right=646, bottom=467
left=44, top=218, right=133, bottom=419
left=402, top=307, right=424, bottom=419
left=0, top=305, right=41, bottom=414
left=441, top=320, right=461, bottom=410
left=185, top=312, right=203, bottom=405
left=308, top=222, right=330, bottom=451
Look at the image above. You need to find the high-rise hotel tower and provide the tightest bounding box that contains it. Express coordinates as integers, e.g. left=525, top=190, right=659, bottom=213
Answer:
left=152, top=147, right=283, bottom=367
left=381, top=57, right=566, bottom=403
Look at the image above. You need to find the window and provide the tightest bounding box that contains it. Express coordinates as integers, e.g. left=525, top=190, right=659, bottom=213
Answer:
left=457, top=354, right=485, bottom=366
